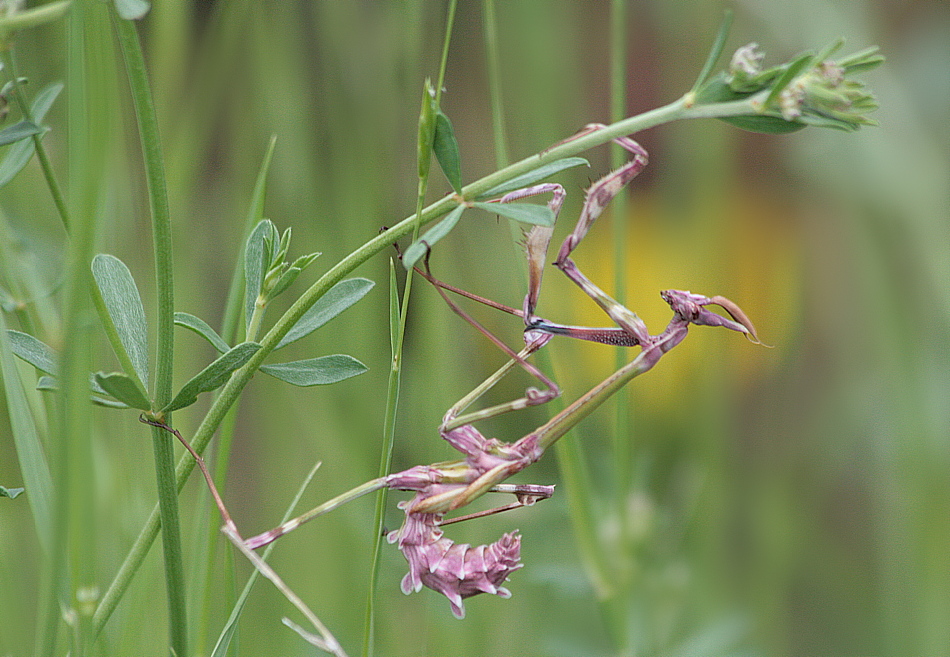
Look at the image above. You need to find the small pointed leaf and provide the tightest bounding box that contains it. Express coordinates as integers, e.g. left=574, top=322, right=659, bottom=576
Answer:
left=417, top=79, right=437, bottom=180
left=275, top=278, right=375, bottom=350
left=471, top=201, right=555, bottom=226
left=92, top=254, right=150, bottom=387
left=35, top=375, right=57, bottom=391
left=174, top=312, right=230, bottom=353
left=6, top=330, right=58, bottom=375
left=433, top=110, right=462, bottom=193
left=163, top=342, right=262, bottom=413
left=0, top=82, right=63, bottom=188
left=94, top=372, right=152, bottom=411
left=293, top=252, right=322, bottom=270
left=247, top=136, right=278, bottom=226
left=266, top=251, right=321, bottom=302
left=0, top=315, right=54, bottom=549
left=402, top=204, right=466, bottom=269
left=276, top=227, right=292, bottom=262
left=0, top=485, right=25, bottom=499
left=245, top=220, right=277, bottom=329
left=763, top=52, right=815, bottom=109
left=261, top=355, right=367, bottom=387
left=0, top=121, right=43, bottom=147
left=696, top=77, right=807, bottom=134
left=719, top=114, right=808, bottom=134
left=690, top=9, right=734, bottom=92
left=36, top=374, right=131, bottom=409
left=266, top=268, right=300, bottom=302
left=477, top=157, right=589, bottom=199
left=92, top=396, right=131, bottom=409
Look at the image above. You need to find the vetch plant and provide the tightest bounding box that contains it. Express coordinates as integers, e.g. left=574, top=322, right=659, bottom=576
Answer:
left=0, top=4, right=883, bottom=656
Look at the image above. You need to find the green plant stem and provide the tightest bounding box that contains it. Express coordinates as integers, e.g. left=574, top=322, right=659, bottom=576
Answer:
left=92, top=92, right=762, bottom=635
left=610, top=0, right=631, bottom=489
left=0, top=0, right=71, bottom=33
left=608, top=0, right=633, bottom=650
left=5, top=48, right=71, bottom=231
left=362, top=4, right=457, bottom=655
left=482, top=0, right=508, bottom=170
left=114, top=14, right=186, bottom=657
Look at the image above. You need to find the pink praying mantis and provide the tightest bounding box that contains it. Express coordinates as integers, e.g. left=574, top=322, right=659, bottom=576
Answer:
left=143, top=124, right=763, bottom=623
left=234, top=123, right=763, bottom=619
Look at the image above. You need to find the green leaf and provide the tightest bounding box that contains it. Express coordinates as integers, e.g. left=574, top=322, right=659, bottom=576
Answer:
left=0, top=120, right=43, bottom=147
left=696, top=78, right=807, bottom=134
left=0, top=485, right=25, bottom=499
left=93, top=372, right=152, bottom=411
left=261, top=354, right=367, bottom=387
left=244, top=220, right=278, bottom=330
left=275, top=278, right=375, bottom=350
left=471, top=201, right=555, bottom=226
left=0, top=82, right=63, bottom=188
left=36, top=374, right=131, bottom=409
left=763, top=52, right=815, bottom=109
left=433, top=110, right=462, bottom=193
left=163, top=342, right=262, bottom=413
left=0, top=0, right=70, bottom=32
left=794, top=112, right=863, bottom=132
left=417, top=79, right=437, bottom=180
left=174, top=312, right=231, bottom=354
left=5, top=330, right=58, bottom=375
left=477, top=157, right=590, bottom=198
left=813, top=38, right=846, bottom=64
left=91, top=254, right=150, bottom=388
left=718, top=114, right=807, bottom=134
left=690, top=9, right=733, bottom=92
left=35, top=375, right=56, bottom=391
left=402, top=204, right=466, bottom=269
left=247, top=137, right=278, bottom=227
left=114, top=0, right=150, bottom=20
left=838, top=46, right=885, bottom=73
left=92, top=396, right=130, bottom=409
left=0, top=315, right=53, bottom=550
left=266, top=251, right=321, bottom=301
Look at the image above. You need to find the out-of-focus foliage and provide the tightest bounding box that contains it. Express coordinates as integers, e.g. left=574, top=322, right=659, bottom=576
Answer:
left=0, top=2, right=946, bottom=656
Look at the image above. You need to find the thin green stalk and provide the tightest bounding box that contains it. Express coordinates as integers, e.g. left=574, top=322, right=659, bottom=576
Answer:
left=608, top=0, right=634, bottom=650
left=0, top=0, right=71, bottom=33
left=610, top=0, right=631, bottom=488
left=483, top=0, right=527, bottom=255
left=113, top=14, right=185, bottom=657
left=482, top=0, right=508, bottom=171
left=6, top=49, right=71, bottom=232
left=362, top=4, right=457, bottom=654
left=93, top=93, right=762, bottom=635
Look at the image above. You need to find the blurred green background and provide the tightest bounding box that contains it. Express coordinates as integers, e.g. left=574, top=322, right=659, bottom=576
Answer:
left=1, top=1, right=948, bottom=656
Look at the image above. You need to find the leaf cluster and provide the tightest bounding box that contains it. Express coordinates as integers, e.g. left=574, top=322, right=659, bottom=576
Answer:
left=7, top=225, right=373, bottom=415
